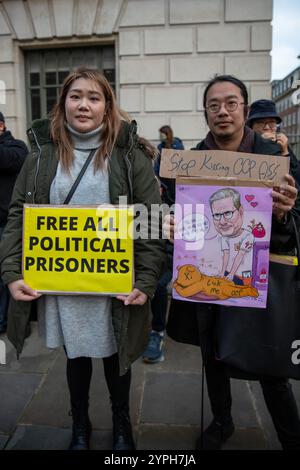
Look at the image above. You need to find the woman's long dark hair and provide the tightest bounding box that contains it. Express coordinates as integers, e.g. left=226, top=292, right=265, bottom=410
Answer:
left=159, top=125, right=174, bottom=148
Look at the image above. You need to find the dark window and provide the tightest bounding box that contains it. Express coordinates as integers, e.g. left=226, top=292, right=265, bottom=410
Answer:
left=30, top=89, right=41, bottom=121
left=25, top=45, right=115, bottom=124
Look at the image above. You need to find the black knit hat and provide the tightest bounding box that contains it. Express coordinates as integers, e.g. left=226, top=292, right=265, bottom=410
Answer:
left=0, top=112, right=4, bottom=123
left=247, top=99, right=282, bottom=127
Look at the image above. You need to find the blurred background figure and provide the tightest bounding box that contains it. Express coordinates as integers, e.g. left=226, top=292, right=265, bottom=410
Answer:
left=247, top=99, right=300, bottom=185
left=0, top=112, right=27, bottom=334
left=157, top=125, right=184, bottom=155
left=153, top=125, right=184, bottom=206
left=143, top=126, right=184, bottom=364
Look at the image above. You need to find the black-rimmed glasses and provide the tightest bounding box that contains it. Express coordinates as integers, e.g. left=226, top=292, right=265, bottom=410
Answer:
left=206, top=101, right=244, bottom=114
left=212, top=209, right=237, bottom=221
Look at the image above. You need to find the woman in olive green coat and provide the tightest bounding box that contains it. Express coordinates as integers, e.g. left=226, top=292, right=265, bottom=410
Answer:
left=0, top=68, right=164, bottom=451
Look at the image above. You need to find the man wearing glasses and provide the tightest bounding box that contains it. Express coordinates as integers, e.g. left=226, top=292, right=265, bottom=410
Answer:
left=209, top=188, right=254, bottom=285
left=165, top=75, right=300, bottom=450
left=247, top=99, right=287, bottom=154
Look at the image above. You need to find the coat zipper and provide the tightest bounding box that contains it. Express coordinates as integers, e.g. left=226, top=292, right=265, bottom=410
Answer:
left=27, top=127, right=42, bottom=204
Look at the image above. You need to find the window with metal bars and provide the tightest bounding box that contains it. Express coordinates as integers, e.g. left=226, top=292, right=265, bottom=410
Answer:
left=25, top=45, right=115, bottom=125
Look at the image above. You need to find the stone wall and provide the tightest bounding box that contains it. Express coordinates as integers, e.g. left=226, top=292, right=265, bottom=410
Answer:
left=0, top=0, right=273, bottom=146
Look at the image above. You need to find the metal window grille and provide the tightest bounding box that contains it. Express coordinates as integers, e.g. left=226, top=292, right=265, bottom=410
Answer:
left=25, top=45, right=115, bottom=124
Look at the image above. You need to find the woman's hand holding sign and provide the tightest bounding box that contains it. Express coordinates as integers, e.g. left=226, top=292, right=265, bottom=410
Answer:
left=272, top=174, right=297, bottom=221
left=8, top=279, right=41, bottom=301
left=117, top=288, right=148, bottom=306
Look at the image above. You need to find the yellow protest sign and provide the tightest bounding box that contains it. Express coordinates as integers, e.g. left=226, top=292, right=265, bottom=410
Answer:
left=22, top=205, right=134, bottom=295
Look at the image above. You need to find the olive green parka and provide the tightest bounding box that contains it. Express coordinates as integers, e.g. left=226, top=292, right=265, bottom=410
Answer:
left=0, top=118, right=165, bottom=374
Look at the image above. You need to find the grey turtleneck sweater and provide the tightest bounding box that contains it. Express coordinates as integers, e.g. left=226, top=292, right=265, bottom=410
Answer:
left=50, top=124, right=108, bottom=205
left=38, top=125, right=117, bottom=359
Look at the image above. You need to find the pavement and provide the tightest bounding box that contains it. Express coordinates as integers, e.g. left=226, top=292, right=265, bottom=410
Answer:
left=0, top=323, right=300, bottom=451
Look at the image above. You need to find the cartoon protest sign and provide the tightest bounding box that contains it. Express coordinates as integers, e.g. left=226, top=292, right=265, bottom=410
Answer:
left=172, top=178, right=273, bottom=308
left=23, top=205, right=134, bottom=295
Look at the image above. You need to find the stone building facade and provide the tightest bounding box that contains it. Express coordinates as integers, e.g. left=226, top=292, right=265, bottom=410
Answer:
left=0, top=0, right=273, bottom=147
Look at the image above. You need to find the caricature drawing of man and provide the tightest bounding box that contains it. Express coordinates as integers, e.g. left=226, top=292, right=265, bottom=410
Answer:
left=209, top=188, right=254, bottom=285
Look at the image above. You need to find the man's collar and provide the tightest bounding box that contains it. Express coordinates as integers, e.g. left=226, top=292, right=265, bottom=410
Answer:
left=204, top=126, right=255, bottom=153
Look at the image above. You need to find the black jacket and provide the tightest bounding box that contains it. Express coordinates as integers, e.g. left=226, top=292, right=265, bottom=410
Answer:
left=288, top=145, right=300, bottom=188
left=167, top=132, right=300, bottom=347
left=0, top=130, right=28, bottom=225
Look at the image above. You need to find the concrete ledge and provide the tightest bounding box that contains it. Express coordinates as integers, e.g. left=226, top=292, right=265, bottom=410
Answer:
left=75, top=0, right=98, bottom=37
left=28, top=0, right=52, bottom=39
left=0, top=63, right=15, bottom=90
left=0, top=10, right=11, bottom=35
left=133, top=114, right=169, bottom=140
left=119, top=31, right=141, bottom=56
left=225, top=0, right=273, bottom=22
left=95, top=0, right=123, bottom=35
left=2, top=0, right=34, bottom=39
left=170, top=114, right=207, bottom=140
left=251, top=24, right=272, bottom=51
left=0, top=90, right=16, bottom=118
left=225, top=54, right=271, bottom=80
left=120, top=87, right=141, bottom=112
left=170, top=56, right=223, bottom=83
left=120, top=59, right=166, bottom=84
left=197, top=24, right=249, bottom=52
left=52, top=0, right=74, bottom=38
left=250, top=83, right=272, bottom=102
left=145, top=28, right=193, bottom=55
left=170, top=0, right=222, bottom=24
left=145, top=86, right=194, bottom=112
left=0, top=36, right=14, bottom=62
left=120, top=0, right=165, bottom=27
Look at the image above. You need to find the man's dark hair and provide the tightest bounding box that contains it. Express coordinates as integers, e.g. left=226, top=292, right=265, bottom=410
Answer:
left=203, top=75, right=249, bottom=122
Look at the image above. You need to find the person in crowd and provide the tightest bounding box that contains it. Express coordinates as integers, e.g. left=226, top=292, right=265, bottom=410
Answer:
left=0, top=112, right=27, bottom=334
left=163, top=75, right=300, bottom=450
left=142, top=126, right=183, bottom=363
left=142, top=243, right=173, bottom=363
left=247, top=99, right=300, bottom=185
left=0, top=68, right=164, bottom=451
left=154, top=125, right=184, bottom=206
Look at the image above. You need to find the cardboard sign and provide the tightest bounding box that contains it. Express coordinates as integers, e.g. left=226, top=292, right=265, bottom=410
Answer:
left=159, top=149, right=290, bottom=185
left=173, top=178, right=273, bottom=308
left=23, top=205, right=134, bottom=295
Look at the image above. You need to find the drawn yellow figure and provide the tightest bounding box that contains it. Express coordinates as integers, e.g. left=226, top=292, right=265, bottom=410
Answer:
left=173, top=264, right=258, bottom=300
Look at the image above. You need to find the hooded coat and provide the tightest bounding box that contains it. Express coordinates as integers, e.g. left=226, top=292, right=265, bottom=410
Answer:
left=0, top=129, right=28, bottom=225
